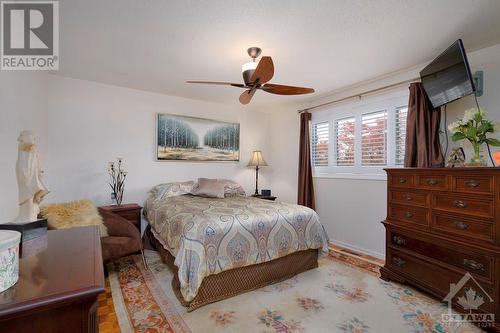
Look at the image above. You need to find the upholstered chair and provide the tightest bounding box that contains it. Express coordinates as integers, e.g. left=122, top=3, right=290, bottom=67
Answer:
left=98, top=208, right=147, bottom=267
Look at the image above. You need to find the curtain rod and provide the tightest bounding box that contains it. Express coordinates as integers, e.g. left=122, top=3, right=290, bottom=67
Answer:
left=297, top=77, right=420, bottom=113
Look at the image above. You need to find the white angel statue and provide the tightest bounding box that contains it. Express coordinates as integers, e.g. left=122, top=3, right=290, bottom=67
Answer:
left=14, top=130, right=49, bottom=223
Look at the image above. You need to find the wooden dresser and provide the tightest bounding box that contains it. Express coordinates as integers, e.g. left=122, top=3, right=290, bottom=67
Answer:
left=0, top=226, right=104, bottom=333
left=382, top=168, right=500, bottom=330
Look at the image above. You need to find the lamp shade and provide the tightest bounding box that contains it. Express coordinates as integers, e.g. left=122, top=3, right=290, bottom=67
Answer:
left=242, top=61, right=257, bottom=73
left=247, top=150, right=268, bottom=167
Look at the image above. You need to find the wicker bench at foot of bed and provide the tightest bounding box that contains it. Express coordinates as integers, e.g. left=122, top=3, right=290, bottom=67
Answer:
left=144, top=225, right=319, bottom=311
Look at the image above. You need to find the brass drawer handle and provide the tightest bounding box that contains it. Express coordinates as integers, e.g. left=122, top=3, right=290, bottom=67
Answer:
left=393, top=257, right=406, bottom=267
left=454, top=221, right=470, bottom=230
left=404, top=211, right=413, bottom=218
left=393, top=236, right=406, bottom=246
left=454, top=200, right=467, bottom=209
left=426, top=179, right=439, bottom=185
left=404, top=194, right=413, bottom=201
left=465, top=180, right=480, bottom=188
left=463, top=259, right=485, bottom=271
left=398, top=177, right=407, bottom=184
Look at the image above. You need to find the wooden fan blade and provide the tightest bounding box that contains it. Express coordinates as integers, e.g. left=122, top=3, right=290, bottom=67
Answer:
left=239, top=89, right=257, bottom=105
left=261, top=83, right=315, bottom=95
left=250, top=56, right=274, bottom=84
left=186, top=81, right=246, bottom=88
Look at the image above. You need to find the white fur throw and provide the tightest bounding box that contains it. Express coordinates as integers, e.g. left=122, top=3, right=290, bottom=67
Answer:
left=40, top=200, right=108, bottom=237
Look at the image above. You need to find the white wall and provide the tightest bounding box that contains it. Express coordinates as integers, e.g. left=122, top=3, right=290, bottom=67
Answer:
left=46, top=76, right=271, bottom=209
left=0, top=72, right=48, bottom=222
left=269, top=42, right=500, bottom=259
left=268, top=107, right=300, bottom=203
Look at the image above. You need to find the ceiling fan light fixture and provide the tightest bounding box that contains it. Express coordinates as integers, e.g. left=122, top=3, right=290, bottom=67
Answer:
left=241, top=61, right=257, bottom=73
left=187, top=47, right=314, bottom=105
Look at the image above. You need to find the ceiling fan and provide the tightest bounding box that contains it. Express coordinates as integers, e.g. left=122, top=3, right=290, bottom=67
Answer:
left=187, top=47, right=315, bottom=105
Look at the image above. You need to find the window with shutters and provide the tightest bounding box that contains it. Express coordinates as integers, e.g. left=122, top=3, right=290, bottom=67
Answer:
left=310, top=89, right=409, bottom=179
left=361, top=111, right=387, bottom=166
left=312, top=122, right=329, bottom=166
left=335, top=117, right=355, bottom=166
left=395, top=106, right=408, bottom=166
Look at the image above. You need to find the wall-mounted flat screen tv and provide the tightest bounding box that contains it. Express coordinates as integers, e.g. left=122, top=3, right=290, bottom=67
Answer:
left=420, top=39, right=475, bottom=108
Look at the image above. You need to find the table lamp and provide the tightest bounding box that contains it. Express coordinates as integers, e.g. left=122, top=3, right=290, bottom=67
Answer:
left=247, top=151, right=268, bottom=195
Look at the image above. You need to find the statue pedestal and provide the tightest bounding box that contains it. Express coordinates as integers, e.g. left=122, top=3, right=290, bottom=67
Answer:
left=0, top=220, right=47, bottom=257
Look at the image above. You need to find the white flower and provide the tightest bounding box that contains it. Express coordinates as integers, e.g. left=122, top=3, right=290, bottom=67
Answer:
left=448, top=121, right=462, bottom=133
left=462, top=109, right=477, bottom=123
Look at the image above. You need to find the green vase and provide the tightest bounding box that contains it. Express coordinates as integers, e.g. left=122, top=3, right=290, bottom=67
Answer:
left=467, top=143, right=487, bottom=167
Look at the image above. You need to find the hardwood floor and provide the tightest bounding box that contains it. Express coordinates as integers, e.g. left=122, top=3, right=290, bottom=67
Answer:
left=97, top=278, right=120, bottom=333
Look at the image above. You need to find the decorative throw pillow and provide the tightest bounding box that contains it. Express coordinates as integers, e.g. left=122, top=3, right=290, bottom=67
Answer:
left=149, top=181, right=195, bottom=200
left=191, top=178, right=226, bottom=198
left=218, top=179, right=246, bottom=197
left=40, top=200, right=109, bottom=237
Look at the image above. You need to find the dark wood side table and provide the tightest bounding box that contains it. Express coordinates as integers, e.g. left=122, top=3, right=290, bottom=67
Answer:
left=251, top=194, right=277, bottom=201
left=0, top=226, right=105, bottom=333
left=99, top=203, right=142, bottom=233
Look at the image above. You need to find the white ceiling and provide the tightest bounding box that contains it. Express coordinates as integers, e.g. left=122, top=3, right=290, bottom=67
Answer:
left=57, top=0, right=500, bottom=109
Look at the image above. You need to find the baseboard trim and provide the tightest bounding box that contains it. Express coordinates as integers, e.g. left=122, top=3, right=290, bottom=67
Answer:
left=329, top=240, right=384, bottom=260
left=328, top=240, right=385, bottom=266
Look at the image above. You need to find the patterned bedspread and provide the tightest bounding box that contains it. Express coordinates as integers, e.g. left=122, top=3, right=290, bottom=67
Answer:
left=144, top=194, right=329, bottom=301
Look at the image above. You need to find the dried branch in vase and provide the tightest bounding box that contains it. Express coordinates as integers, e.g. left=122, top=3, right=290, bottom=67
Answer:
left=108, top=157, right=127, bottom=206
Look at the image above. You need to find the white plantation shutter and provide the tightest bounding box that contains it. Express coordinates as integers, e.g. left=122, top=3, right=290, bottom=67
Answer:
left=335, top=117, right=355, bottom=166
left=361, top=111, right=387, bottom=166
left=312, top=122, right=329, bottom=166
left=310, top=91, right=409, bottom=177
left=395, top=106, right=408, bottom=165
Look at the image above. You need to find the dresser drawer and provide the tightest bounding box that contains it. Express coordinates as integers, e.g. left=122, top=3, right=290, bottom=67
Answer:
left=433, top=194, right=494, bottom=218
left=389, top=231, right=494, bottom=281
left=432, top=214, right=494, bottom=243
left=451, top=175, right=494, bottom=195
left=387, top=249, right=495, bottom=313
left=389, top=190, right=428, bottom=207
left=388, top=173, right=413, bottom=188
left=415, top=174, right=447, bottom=190
left=388, top=205, right=428, bottom=226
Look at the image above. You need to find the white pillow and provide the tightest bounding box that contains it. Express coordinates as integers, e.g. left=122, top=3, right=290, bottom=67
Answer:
left=218, top=179, right=246, bottom=197
left=191, top=178, right=226, bottom=198
left=149, top=181, right=195, bottom=200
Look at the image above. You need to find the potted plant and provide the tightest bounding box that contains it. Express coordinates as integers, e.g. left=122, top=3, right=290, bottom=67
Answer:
left=448, top=108, right=500, bottom=166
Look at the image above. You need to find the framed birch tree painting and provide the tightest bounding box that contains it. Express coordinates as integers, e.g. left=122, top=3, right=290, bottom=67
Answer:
left=156, top=113, right=240, bottom=161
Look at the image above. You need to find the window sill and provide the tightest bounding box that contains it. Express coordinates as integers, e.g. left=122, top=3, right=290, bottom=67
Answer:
left=313, top=173, right=387, bottom=181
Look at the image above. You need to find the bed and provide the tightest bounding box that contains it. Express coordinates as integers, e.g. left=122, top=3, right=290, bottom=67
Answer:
left=144, top=191, right=329, bottom=311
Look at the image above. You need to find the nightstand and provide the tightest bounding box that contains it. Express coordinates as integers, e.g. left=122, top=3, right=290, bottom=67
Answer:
left=251, top=194, right=277, bottom=201
left=99, top=203, right=142, bottom=233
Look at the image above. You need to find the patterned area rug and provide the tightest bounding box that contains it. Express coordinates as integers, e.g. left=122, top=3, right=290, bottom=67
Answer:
left=108, top=250, right=482, bottom=333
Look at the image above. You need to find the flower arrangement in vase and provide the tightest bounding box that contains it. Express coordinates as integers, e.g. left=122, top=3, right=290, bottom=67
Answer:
left=108, top=158, right=127, bottom=205
left=448, top=108, right=500, bottom=166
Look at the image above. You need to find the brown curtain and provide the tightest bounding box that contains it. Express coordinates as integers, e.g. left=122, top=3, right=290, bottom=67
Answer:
left=298, top=112, right=315, bottom=209
left=404, top=82, right=444, bottom=168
